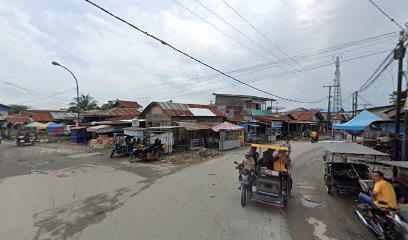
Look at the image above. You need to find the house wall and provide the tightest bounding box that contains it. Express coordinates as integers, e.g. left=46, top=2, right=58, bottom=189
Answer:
left=214, top=95, right=266, bottom=118
left=0, top=105, right=11, bottom=114
left=144, top=105, right=171, bottom=127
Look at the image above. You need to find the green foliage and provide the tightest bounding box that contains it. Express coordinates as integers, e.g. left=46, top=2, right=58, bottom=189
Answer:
left=9, top=104, right=30, bottom=114
left=100, top=99, right=118, bottom=111
left=68, top=94, right=99, bottom=112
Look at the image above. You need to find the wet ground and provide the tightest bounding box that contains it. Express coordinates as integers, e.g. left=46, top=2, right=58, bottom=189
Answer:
left=0, top=140, right=376, bottom=240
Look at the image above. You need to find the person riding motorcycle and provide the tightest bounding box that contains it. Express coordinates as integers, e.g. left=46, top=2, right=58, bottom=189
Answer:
left=358, top=171, right=398, bottom=221
left=236, top=152, right=256, bottom=171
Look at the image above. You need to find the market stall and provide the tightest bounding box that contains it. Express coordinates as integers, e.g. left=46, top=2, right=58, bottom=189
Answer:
left=47, top=122, right=65, bottom=135
left=211, top=122, right=244, bottom=150
left=87, top=125, right=114, bottom=149
left=70, top=126, right=86, bottom=144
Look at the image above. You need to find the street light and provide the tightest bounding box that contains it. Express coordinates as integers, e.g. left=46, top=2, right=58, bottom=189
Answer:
left=52, top=61, right=80, bottom=127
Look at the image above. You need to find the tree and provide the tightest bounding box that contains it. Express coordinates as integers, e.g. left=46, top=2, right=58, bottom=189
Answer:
left=389, top=89, right=407, bottom=105
left=100, top=99, right=118, bottom=110
left=68, top=94, right=99, bottom=112
left=9, top=104, right=30, bottom=114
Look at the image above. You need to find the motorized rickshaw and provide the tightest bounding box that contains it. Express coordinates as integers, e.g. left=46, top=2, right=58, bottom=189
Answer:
left=321, top=141, right=389, bottom=195
left=235, top=144, right=291, bottom=208
left=16, top=130, right=36, bottom=147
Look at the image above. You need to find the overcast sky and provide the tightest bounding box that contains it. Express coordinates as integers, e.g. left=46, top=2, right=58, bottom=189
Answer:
left=0, top=0, right=407, bottom=111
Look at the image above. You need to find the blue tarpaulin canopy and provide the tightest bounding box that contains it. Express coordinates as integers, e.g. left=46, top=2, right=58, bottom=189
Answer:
left=47, top=122, right=64, bottom=129
left=332, top=110, right=382, bottom=131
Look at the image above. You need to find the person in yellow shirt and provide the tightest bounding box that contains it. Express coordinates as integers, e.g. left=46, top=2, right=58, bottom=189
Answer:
left=358, top=171, right=398, bottom=209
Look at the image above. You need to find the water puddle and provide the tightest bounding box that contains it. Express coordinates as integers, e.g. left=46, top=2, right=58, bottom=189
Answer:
left=300, top=196, right=323, bottom=208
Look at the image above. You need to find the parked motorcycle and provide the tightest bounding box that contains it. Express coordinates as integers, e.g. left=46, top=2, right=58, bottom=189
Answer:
left=355, top=200, right=408, bottom=240
left=110, top=141, right=134, bottom=158
left=16, top=135, right=35, bottom=147
left=129, top=141, right=164, bottom=162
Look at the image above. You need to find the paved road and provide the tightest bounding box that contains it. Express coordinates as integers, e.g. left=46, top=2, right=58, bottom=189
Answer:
left=0, top=141, right=375, bottom=240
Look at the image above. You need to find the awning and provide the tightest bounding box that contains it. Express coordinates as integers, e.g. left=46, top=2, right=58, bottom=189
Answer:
left=47, top=122, right=64, bottom=129
left=23, top=122, right=42, bottom=129
left=332, top=110, right=381, bottom=131
left=211, top=122, right=244, bottom=132
left=87, top=125, right=114, bottom=133
left=123, top=127, right=145, bottom=137
left=238, top=122, right=260, bottom=127
left=175, top=121, right=213, bottom=131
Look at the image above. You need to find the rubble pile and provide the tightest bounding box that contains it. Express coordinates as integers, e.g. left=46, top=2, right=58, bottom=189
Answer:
left=161, top=148, right=221, bottom=164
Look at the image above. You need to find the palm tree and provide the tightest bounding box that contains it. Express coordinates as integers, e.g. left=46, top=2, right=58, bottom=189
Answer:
left=68, top=94, right=99, bottom=112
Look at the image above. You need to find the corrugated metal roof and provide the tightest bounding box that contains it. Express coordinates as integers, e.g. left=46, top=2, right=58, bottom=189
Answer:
left=50, top=112, right=77, bottom=120
left=6, top=114, right=33, bottom=123
left=31, top=113, right=53, bottom=122
left=188, top=108, right=216, bottom=117
left=175, top=121, right=215, bottom=131
left=290, top=111, right=322, bottom=121
left=116, top=100, right=142, bottom=108
left=140, top=102, right=225, bottom=118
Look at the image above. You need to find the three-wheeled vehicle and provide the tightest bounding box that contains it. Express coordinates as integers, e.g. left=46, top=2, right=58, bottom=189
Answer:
left=321, top=141, right=389, bottom=195
left=16, top=131, right=36, bottom=147
left=235, top=144, right=291, bottom=208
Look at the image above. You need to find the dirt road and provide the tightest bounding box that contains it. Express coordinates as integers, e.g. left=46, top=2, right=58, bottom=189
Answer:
left=0, top=141, right=374, bottom=240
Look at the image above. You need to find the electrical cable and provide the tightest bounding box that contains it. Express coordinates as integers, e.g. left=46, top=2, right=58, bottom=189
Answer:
left=367, top=0, right=405, bottom=30
left=84, top=0, right=326, bottom=103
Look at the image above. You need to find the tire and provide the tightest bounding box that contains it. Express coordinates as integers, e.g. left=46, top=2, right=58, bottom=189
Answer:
left=110, top=150, right=115, bottom=158
left=325, top=184, right=332, bottom=195
left=241, top=187, right=247, bottom=207
left=156, top=151, right=163, bottom=161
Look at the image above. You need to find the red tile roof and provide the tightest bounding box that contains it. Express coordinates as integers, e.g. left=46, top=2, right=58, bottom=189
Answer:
left=115, top=100, right=142, bottom=109
left=289, top=111, right=322, bottom=121
left=254, top=115, right=289, bottom=124
left=6, top=114, right=33, bottom=123
left=31, top=113, right=53, bottom=122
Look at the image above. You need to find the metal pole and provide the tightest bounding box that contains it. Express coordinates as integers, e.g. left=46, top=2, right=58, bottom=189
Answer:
left=52, top=62, right=80, bottom=127
left=394, top=34, right=406, bottom=160
left=323, top=85, right=333, bottom=133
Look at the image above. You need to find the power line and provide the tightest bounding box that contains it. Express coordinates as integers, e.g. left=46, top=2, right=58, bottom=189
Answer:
left=220, top=0, right=325, bottom=81
left=0, top=79, right=71, bottom=101
left=172, top=0, right=269, bottom=60
left=84, top=0, right=325, bottom=104
left=17, top=88, right=76, bottom=105
left=367, top=0, right=405, bottom=30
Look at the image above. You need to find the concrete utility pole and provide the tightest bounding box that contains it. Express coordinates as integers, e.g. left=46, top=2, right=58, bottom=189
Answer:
left=323, top=85, right=333, bottom=132
left=395, top=30, right=407, bottom=160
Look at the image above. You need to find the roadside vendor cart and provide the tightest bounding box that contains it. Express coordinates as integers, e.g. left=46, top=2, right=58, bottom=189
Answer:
left=211, top=122, right=244, bottom=151
left=320, top=141, right=389, bottom=195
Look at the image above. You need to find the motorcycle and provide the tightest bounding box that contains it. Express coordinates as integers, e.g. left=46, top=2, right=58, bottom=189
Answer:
left=110, top=141, right=134, bottom=158
left=355, top=200, right=408, bottom=240
left=311, top=136, right=318, bottom=143
left=16, top=135, right=35, bottom=146
left=234, top=161, right=253, bottom=207
left=129, top=143, right=164, bottom=162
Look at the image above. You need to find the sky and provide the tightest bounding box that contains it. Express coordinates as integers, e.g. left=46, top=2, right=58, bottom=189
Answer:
left=0, top=0, right=407, bottom=111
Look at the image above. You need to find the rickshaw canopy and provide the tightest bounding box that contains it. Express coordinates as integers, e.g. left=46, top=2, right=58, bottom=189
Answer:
left=320, top=141, right=388, bottom=156
left=250, top=144, right=289, bottom=151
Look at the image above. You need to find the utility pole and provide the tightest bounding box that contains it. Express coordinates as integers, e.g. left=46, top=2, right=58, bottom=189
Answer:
left=323, top=85, right=333, bottom=132
left=351, top=91, right=358, bottom=141
left=395, top=30, right=406, bottom=160
left=333, top=57, right=343, bottom=113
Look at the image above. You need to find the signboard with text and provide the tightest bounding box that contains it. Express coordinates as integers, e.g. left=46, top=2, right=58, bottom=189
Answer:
left=271, top=121, right=282, bottom=128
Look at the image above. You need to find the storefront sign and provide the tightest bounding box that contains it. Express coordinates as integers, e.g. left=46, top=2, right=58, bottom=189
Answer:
left=271, top=121, right=282, bottom=128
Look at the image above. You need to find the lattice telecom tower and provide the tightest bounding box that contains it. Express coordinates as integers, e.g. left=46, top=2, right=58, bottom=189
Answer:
left=332, top=56, right=343, bottom=112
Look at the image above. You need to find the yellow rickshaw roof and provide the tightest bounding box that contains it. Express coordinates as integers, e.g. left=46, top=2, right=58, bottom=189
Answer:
left=250, top=144, right=288, bottom=151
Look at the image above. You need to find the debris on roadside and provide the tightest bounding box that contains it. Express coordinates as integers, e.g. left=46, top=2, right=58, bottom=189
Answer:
left=160, top=148, right=223, bottom=164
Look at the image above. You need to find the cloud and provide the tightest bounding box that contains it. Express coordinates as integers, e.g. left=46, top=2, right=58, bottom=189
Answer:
left=0, top=0, right=407, bottom=111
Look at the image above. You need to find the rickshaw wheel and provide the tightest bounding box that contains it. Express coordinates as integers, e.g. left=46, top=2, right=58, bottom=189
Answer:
left=240, top=187, right=246, bottom=207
